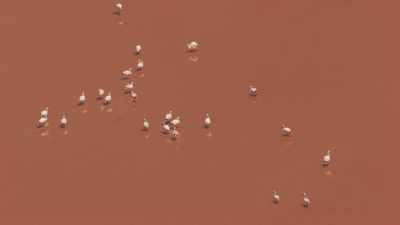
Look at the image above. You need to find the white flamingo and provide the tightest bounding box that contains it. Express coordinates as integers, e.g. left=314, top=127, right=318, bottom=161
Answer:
left=130, top=91, right=137, bottom=102
left=165, top=110, right=173, bottom=122
left=78, top=91, right=86, bottom=105
left=124, top=81, right=134, bottom=93
left=97, top=89, right=105, bottom=99
left=60, top=113, right=67, bottom=128
left=115, top=3, right=123, bottom=14
left=281, top=124, right=292, bottom=136
left=40, top=107, right=49, bottom=118
left=143, top=118, right=150, bottom=130
left=171, top=116, right=181, bottom=127
left=249, top=85, right=257, bottom=96
left=272, top=190, right=280, bottom=204
left=302, top=193, right=311, bottom=208
left=121, top=67, right=133, bottom=79
left=162, top=122, right=171, bottom=134
left=37, top=116, right=48, bottom=128
left=322, top=150, right=331, bottom=166
left=186, top=41, right=199, bottom=52
left=136, top=59, right=144, bottom=71
left=104, top=92, right=112, bottom=105
left=204, top=113, right=211, bottom=128
left=135, top=45, right=142, bottom=55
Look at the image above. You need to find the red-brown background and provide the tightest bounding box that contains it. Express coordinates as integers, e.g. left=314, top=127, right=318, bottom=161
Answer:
left=0, top=0, right=397, bottom=224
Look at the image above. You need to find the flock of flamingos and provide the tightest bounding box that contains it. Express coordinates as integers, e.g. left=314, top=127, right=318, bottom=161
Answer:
left=34, top=2, right=333, bottom=208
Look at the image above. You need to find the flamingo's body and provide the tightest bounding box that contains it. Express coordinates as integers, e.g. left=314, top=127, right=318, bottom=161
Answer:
left=187, top=41, right=199, bottom=52
left=249, top=85, right=257, bottom=96
left=135, top=45, right=142, bottom=55
left=143, top=118, right=150, bottom=130
left=204, top=113, right=211, bottom=128
left=165, top=110, right=173, bottom=122
left=121, top=68, right=133, bottom=79
left=130, top=91, right=137, bottom=102
left=37, top=117, right=48, bottom=128
left=40, top=107, right=49, bottom=118
left=162, top=122, right=171, bottom=133
left=124, top=81, right=134, bottom=93
left=137, top=59, right=144, bottom=71
left=322, top=150, right=331, bottom=166
left=115, top=3, right=122, bottom=10
left=115, top=3, right=123, bottom=15
left=272, top=190, right=280, bottom=204
left=171, top=116, right=181, bottom=127
left=302, top=193, right=311, bottom=208
left=97, top=89, right=105, bottom=99
left=78, top=91, right=86, bottom=105
left=104, top=93, right=112, bottom=105
left=60, top=114, right=67, bottom=128
left=281, top=124, right=292, bottom=136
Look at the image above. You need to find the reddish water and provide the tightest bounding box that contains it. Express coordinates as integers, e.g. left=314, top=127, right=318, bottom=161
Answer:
left=0, top=0, right=397, bottom=224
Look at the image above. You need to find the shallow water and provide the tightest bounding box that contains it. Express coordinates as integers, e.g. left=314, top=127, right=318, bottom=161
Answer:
left=0, top=0, right=397, bottom=224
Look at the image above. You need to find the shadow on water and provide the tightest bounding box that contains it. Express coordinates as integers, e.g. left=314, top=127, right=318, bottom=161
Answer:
left=187, top=55, right=199, bottom=62
left=40, top=129, right=49, bottom=137
left=323, top=170, right=334, bottom=177
left=100, top=105, right=113, bottom=113
left=279, top=137, right=295, bottom=152
left=80, top=108, right=88, bottom=115
left=204, top=130, right=213, bottom=139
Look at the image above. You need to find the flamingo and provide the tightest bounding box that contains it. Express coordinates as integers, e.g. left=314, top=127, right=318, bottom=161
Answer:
left=121, top=67, right=133, bottom=79
left=322, top=150, right=331, bottom=166
left=281, top=124, right=292, bottom=136
left=143, top=118, right=150, bottom=131
left=124, top=81, right=134, bottom=93
left=97, top=89, right=105, bottom=100
left=130, top=91, right=137, bottom=102
left=272, top=190, right=280, bottom=204
left=186, top=41, right=199, bottom=52
left=249, top=85, right=257, bottom=97
left=302, top=193, right=311, bottom=208
left=171, top=116, right=181, bottom=127
left=115, top=3, right=123, bottom=15
left=136, top=59, right=144, bottom=71
left=165, top=110, right=173, bottom=122
left=78, top=91, right=86, bottom=105
left=135, top=45, right=142, bottom=55
left=204, top=113, right=211, bottom=128
left=40, top=107, right=49, bottom=118
left=162, top=122, right=171, bottom=134
left=37, top=116, right=48, bottom=128
left=104, top=92, right=112, bottom=105
left=60, top=113, right=67, bottom=128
